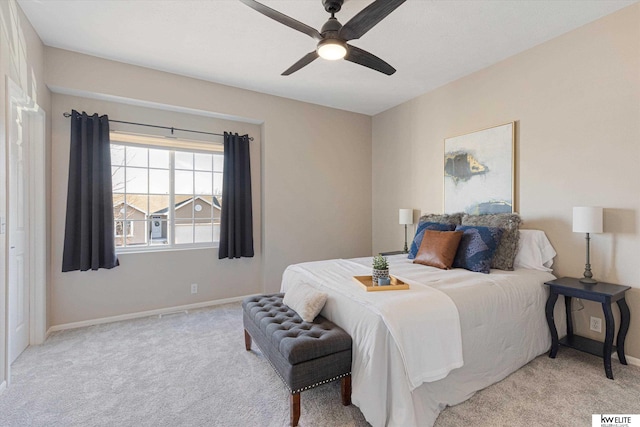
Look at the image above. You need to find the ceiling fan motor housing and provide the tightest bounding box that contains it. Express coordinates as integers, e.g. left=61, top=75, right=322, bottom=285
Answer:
left=321, top=17, right=342, bottom=35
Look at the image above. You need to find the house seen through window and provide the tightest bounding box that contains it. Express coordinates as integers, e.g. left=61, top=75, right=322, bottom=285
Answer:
left=110, top=133, right=223, bottom=250
left=115, top=219, right=134, bottom=237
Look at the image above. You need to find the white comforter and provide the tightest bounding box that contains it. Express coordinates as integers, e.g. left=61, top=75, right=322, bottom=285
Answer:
left=282, top=258, right=463, bottom=390
left=281, top=255, right=562, bottom=427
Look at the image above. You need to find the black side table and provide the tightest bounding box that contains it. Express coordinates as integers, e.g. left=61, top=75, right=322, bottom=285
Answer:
left=544, top=277, right=631, bottom=379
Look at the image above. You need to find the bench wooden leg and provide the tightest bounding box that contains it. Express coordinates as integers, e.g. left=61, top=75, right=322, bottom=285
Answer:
left=341, top=374, right=352, bottom=406
left=244, top=329, right=252, bottom=351
left=290, top=393, right=300, bottom=427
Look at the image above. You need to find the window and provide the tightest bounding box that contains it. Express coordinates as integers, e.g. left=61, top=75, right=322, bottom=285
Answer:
left=110, top=133, right=223, bottom=251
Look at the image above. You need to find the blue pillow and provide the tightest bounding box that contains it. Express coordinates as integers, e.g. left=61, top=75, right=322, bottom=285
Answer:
left=452, top=225, right=504, bottom=274
left=408, top=222, right=457, bottom=259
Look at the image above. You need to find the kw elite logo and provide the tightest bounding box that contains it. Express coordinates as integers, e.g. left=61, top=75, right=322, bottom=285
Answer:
left=593, top=414, right=639, bottom=427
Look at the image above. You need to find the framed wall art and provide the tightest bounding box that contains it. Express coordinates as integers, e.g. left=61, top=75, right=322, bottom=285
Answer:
left=444, top=122, right=515, bottom=214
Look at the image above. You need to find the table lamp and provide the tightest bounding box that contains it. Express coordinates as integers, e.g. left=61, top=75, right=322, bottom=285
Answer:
left=572, top=206, right=603, bottom=284
left=399, top=209, right=413, bottom=253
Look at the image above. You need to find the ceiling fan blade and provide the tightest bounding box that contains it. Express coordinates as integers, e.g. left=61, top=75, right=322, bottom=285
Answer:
left=282, top=51, right=319, bottom=76
left=339, top=0, right=406, bottom=41
left=239, top=0, right=322, bottom=41
left=345, top=45, right=396, bottom=75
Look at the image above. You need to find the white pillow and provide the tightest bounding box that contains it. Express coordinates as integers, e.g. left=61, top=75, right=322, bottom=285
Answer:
left=283, top=283, right=328, bottom=322
left=514, top=229, right=556, bottom=272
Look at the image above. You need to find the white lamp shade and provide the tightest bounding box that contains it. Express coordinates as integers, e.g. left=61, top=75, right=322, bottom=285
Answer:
left=399, top=209, right=413, bottom=225
left=573, top=207, right=603, bottom=233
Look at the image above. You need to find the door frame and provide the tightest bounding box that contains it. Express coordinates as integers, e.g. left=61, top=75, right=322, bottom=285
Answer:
left=4, top=77, right=46, bottom=384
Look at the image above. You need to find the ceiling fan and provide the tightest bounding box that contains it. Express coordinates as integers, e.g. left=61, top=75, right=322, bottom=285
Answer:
left=239, top=0, right=406, bottom=76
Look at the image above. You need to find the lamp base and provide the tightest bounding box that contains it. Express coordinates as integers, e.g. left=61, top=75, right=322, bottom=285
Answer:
left=403, top=224, right=408, bottom=253
left=580, top=233, right=597, bottom=285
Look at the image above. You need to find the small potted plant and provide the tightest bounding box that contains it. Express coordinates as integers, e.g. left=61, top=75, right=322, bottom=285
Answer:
left=372, top=255, right=390, bottom=286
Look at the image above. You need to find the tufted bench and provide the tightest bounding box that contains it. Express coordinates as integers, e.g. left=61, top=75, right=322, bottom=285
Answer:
left=242, top=293, right=352, bottom=427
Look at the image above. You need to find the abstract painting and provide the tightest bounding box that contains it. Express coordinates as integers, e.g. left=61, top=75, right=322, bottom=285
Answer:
left=444, top=122, right=515, bottom=214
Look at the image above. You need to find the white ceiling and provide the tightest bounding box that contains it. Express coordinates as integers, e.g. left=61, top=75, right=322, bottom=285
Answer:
left=18, top=0, right=637, bottom=115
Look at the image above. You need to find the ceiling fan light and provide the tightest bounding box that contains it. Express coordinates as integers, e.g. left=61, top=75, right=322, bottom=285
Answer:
left=317, top=39, right=347, bottom=60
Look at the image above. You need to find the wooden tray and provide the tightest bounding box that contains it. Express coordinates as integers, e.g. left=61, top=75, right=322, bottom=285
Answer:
left=353, top=275, right=409, bottom=292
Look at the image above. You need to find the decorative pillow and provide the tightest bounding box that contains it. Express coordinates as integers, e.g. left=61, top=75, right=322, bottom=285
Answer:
left=514, top=229, right=557, bottom=272
left=418, top=213, right=463, bottom=226
left=453, top=225, right=504, bottom=274
left=461, top=213, right=521, bottom=270
left=283, top=283, right=328, bottom=322
left=413, top=230, right=463, bottom=270
left=408, top=222, right=457, bottom=259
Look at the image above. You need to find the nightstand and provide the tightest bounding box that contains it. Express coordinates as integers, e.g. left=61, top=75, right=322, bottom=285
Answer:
left=378, top=250, right=405, bottom=256
left=544, top=277, right=631, bottom=379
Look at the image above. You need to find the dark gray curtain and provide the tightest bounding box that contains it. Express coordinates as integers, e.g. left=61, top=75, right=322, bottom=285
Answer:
left=219, top=132, right=254, bottom=259
left=62, top=110, right=119, bottom=271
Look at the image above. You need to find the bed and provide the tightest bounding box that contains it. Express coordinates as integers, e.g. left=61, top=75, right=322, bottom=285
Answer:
left=280, top=230, right=566, bottom=427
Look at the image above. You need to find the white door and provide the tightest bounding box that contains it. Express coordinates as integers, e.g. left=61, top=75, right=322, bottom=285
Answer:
left=8, top=103, right=30, bottom=364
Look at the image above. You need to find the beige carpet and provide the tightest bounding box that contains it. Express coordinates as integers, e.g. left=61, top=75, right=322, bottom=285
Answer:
left=0, top=302, right=638, bottom=426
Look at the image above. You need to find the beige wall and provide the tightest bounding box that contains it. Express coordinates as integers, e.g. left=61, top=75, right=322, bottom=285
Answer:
left=46, top=51, right=372, bottom=326
left=372, top=4, right=640, bottom=358
left=0, top=0, right=51, bottom=383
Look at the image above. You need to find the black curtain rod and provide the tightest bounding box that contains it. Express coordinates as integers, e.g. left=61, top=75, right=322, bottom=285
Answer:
left=62, top=112, right=253, bottom=141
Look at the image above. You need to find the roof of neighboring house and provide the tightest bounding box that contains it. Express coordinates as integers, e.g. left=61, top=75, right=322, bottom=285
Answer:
left=113, top=199, right=147, bottom=214
left=113, top=194, right=170, bottom=214
left=113, top=194, right=221, bottom=216
left=153, top=196, right=221, bottom=215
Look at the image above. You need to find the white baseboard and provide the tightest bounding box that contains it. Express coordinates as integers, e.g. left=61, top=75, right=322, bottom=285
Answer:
left=0, top=381, right=6, bottom=394
left=46, top=294, right=260, bottom=334
left=613, top=352, right=640, bottom=367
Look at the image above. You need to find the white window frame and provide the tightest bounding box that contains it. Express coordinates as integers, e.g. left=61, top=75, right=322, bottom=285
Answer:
left=111, top=132, right=224, bottom=254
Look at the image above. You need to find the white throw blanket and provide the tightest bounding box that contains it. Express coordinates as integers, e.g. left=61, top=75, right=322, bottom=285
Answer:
left=281, top=258, right=463, bottom=390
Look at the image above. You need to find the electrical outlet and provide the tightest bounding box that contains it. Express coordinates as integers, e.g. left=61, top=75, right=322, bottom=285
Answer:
left=191, top=283, right=198, bottom=294
left=590, top=316, right=602, bottom=333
